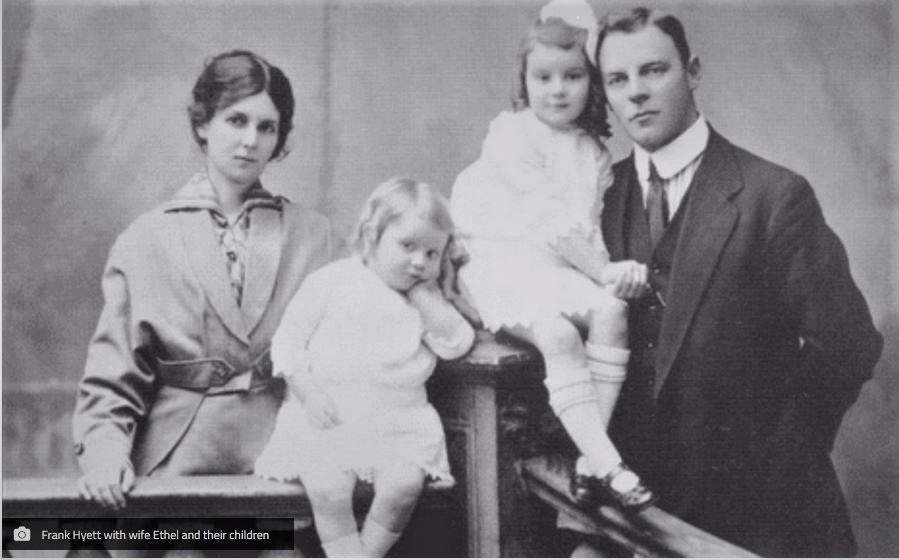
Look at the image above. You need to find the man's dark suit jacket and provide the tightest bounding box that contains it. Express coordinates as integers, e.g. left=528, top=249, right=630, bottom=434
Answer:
left=601, top=128, right=883, bottom=557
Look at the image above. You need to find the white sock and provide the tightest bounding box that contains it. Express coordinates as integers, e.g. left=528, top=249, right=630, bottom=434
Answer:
left=544, top=365, right=621, bottom=476
left=544, top=366, right=599, bottom=414
left=321, top=532, right=365, bottom=558
left=585, top=343, right=629, bottom=426
left=360, top=518, right=402, bottom=558
left=585, top=342, right=629, bottom=380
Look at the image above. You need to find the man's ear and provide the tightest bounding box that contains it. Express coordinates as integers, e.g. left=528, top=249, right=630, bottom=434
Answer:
left=687, top=56, right=702, bottom=90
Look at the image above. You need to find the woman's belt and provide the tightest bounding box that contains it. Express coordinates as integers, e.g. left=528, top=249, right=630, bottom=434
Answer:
left=153, top=349, right=275, bottom=395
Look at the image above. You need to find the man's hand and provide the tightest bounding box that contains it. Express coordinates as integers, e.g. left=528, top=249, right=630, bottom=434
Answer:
left=76, top=461, right=135, bottom=511
left=303, top=389, right=341, bottom=430
left=599, top=260, right=650, bottom=300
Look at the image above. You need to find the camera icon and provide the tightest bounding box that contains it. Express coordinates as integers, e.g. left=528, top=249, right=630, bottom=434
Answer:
left=13, top=526, right=31, bottom=541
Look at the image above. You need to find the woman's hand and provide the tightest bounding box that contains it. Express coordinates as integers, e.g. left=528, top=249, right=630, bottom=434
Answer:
left=76, top=461, right=135, bottom=511
left=303, top=389, right=341, bottom=430
left=599, top=260, right=650, bottom=300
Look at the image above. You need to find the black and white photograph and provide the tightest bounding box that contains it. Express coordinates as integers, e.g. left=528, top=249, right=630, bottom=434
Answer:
left=3, top=0, right=897, bottom=557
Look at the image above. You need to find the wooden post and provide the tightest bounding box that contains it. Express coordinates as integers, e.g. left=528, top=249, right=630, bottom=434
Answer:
left=429, top=330, right=549, bottom=557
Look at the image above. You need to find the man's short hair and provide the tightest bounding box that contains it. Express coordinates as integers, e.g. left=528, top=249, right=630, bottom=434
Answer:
left=596, top=7, right=692, bottom=69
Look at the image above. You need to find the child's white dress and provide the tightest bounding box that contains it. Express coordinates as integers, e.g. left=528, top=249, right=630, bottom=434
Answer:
left=451, top=109, right=618, bottom=331
left=255, top=257, right=473, bottom=483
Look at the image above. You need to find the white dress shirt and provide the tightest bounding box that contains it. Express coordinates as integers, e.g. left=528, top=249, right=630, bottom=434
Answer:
left=634, top=115, right=710, bottom=218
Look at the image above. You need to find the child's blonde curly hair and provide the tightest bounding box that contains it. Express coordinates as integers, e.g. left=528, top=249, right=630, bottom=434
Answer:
left=351, top=177, right=455, bottom=257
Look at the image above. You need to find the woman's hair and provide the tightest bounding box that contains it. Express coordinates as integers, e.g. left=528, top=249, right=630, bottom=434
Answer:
left=597, top=8, right=691, bottom=71
left=188, top=50, right=295, bottom=160
left=351, top=177, right=454, bottom=255
left=511, top=17, right=610, bottom=141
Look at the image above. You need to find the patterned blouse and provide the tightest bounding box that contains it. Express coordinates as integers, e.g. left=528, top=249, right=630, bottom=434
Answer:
left=174, top=173, right=283, bottom=305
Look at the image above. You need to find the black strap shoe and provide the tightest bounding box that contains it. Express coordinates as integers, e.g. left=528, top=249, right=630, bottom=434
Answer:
left=569, top=462, right=657, bottom=513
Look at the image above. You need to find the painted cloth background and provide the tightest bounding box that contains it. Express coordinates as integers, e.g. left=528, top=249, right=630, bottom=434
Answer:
left=3, top=0, right=897, bottom=555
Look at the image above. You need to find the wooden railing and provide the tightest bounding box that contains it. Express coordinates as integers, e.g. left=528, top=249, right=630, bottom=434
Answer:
left=519, top=455, right=758, bottom=558
left=2, top=476, right=453, bottom=519
left=2, top=468, right=758, bottom=557
left=3, top=332, right=758, bottom=557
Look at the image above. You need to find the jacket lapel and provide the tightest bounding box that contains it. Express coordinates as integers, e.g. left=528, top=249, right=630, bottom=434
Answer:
left=241, top=207, right=282, bottom=337
left=176, top=210, right=250, bottom=344
left=654, top=130, right=742, bottom=397
left=602, top=160, right=633, bottom=261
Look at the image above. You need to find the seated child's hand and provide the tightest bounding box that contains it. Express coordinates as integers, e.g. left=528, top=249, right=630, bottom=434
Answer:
left=437, top=236, right=469, bottom=300
left=433, top=238, right=482, bottom=327
left=407, top=279, right=443, bottom=305
left=408, top=267, right=483, bottom=330
left=304, top=389, right=341, bottom=430
left=599, top=260, right=650, bottom=300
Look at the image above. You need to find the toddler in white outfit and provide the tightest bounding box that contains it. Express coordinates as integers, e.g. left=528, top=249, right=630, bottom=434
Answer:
left=256, top=177, right=475, bottom=556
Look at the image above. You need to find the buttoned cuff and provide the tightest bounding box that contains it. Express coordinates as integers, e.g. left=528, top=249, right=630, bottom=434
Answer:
left=74, top=429, right=133, bottom=475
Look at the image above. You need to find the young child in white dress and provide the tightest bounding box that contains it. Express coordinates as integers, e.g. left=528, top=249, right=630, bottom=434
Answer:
left=452, top=0, right=655, bottom=511
left=255, top=178, right=475, bottom=557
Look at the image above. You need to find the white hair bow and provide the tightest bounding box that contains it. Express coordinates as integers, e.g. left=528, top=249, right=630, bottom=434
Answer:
left=539, top=0, right=599, bottom=65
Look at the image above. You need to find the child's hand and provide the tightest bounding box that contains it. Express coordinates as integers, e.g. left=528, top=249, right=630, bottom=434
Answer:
left=304, top=389, right=341, bottom=430
left=433, top=237, right=482, bottom=327
left=599, top=260, right=650, bottom=299
left=437, top=236, right=469, bottom=299
left=407, top=278, right=443, bottom=304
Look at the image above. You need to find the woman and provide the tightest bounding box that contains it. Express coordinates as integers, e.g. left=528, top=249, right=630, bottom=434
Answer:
left=72, top=50, right=331, bottom=510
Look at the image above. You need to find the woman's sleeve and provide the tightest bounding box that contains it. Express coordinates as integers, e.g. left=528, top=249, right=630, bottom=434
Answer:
left=271, top=269, right=328, bottom=385
left=72, top=239, right=153, bottom=475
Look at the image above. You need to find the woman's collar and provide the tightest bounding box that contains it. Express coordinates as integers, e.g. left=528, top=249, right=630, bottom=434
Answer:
left=162, top=172, right=282, bottom=213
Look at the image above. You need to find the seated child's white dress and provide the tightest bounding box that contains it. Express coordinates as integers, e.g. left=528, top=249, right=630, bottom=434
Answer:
left=451, top=109, right=618, bottom=331
left=255, top=257, right=473, bottom=483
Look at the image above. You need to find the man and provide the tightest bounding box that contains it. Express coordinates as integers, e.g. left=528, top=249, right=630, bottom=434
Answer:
left=593, top=7, right=883, bottom=556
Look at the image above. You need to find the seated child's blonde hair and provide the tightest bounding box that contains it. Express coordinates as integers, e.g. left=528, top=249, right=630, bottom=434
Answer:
left=352, top=177, right=455, bottom=255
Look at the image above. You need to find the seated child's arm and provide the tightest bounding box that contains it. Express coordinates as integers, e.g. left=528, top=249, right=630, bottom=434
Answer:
left=451, top=112, right=548, bottom=241
left=407, top=282, right=476, bottom=361
left=271, top=272, right=326, bottom=380
left=552, top=225, right=650, bottom=299
left=271, top=270, right=341, bottom=428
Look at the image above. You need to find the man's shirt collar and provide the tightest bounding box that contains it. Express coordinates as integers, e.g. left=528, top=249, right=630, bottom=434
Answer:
left=634, top=115, right=709, bottom=182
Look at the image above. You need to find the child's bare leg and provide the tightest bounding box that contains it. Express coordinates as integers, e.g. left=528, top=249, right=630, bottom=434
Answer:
left=585, top=297, right=630, bottom=426
left=506, top=317, right=621, bottom=477
left=361, top=462, right=425, bottom=557
left=301, top=468, right=363, bottom=557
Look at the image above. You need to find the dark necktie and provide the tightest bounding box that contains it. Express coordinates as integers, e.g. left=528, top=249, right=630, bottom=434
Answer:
left=646, top=160, right=669, bottom=247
